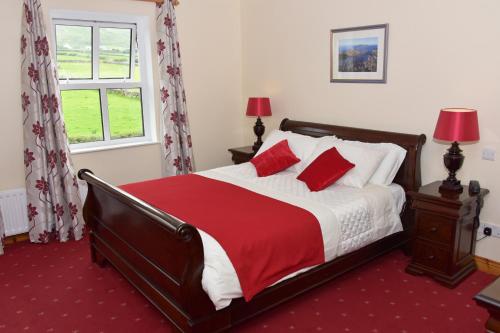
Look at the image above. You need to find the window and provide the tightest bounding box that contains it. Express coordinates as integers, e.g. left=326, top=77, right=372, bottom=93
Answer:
left=51, top=11, right=155, bottom=152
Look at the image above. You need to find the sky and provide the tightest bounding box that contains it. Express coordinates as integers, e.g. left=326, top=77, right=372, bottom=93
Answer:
left=339, top=37, right=378, bottom=48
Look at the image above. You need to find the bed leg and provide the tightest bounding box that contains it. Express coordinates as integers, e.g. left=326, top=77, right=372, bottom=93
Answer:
left=90, top=244, right=108, bottom=267
left=93, top=249, right=108, bottom=267
left=89, top=231, right=108, bottom=267
left=401, top=242, right=412, bottom=257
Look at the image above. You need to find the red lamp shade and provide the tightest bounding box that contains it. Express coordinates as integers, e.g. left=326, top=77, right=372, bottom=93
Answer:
left=246, top=97, right=272, bottom=117
left=433, top=108, right=480, bottom=143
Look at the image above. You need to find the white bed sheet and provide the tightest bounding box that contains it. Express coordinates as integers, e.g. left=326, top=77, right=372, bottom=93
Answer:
left=194, top=163, right=405, bottom=310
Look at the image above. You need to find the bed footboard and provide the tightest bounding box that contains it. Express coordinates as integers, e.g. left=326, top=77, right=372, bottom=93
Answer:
left=78, top=170, right=229, bottom=333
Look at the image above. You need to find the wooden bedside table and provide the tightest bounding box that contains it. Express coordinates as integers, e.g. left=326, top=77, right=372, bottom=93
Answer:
left=405, top=181, right=489, bottom=288
left=228, top=146, right=256, bottom=164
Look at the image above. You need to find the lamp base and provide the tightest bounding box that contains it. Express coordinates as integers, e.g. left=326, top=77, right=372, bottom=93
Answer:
left=252, top=117, right=265, bottom=152
left=439, top=180, right=463, bottom=193
left=439, top=141, right=464, bottom=193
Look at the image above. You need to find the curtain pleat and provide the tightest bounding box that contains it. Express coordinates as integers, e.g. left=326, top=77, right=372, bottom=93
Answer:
left=156, top=0, right=195, bottom=176
left=21, top=0, right=84, bottom=243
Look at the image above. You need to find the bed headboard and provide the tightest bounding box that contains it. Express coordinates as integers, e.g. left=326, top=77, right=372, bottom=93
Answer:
left=280, top=119, right=426, bottom=193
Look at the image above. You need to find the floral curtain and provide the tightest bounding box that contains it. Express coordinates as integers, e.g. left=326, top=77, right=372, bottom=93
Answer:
left=156, top=0, right=195, bottom=176
left=21, top=0, right=84, bottom=243
left=0, top=208, right=4, bottom=255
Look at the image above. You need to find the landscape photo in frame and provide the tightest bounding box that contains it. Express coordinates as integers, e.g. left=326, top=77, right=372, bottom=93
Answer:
left=330, top=24, right=388, bottom=83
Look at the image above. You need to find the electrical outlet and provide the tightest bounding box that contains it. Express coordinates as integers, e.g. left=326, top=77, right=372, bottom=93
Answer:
left=477, top=222, right=500, bottom=238
left=482, top=147, right=496, bottom=161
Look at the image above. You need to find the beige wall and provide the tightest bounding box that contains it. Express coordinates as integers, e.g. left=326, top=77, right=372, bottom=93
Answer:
left=176, top=0, right=246, bottom=171
left=0, top=0, right=243, bottom=189
left=1, top=0, right=498, bottom=259
left=241, top=0, right=500, bottom=260
left=0, top=0, right=25, bottom=190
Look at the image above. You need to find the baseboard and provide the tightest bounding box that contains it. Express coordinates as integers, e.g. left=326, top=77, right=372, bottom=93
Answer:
left=3, top=233, right=29, bottom=245
left=475, top=256, right=500, bottom=276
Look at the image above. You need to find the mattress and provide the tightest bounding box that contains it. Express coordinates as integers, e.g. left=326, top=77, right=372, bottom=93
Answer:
left=195, top=163, right=405, bottom=310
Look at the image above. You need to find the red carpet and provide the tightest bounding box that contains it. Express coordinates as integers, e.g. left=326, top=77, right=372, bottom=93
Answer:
left=0, top=238, right=494, bottom=332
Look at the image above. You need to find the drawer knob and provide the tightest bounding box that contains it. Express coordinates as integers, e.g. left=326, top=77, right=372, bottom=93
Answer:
left=428, top=255, right=435, bottom=260
left=430, top=227, right=437, bottom=232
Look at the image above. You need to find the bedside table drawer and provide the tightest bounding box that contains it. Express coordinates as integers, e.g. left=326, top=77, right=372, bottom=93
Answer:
left=413, top=240, right=450, bottom=272
left=416, top=211, right=453, bottom=244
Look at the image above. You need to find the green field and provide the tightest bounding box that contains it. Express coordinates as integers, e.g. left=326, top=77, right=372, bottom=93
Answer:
left=61, top=89, right=144, bottom=144
left=56, top=25, right=143, bottom=143
left=56, top=50, right=140, bottom=81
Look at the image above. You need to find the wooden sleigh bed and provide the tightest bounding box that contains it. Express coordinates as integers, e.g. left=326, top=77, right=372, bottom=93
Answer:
left=78, top=119, right=426, bottom=333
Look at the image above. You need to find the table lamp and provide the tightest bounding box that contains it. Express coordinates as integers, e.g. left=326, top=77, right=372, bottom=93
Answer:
left=246, top=97, right=272, bottom=152
left=433, top=108, right=479, bottom=193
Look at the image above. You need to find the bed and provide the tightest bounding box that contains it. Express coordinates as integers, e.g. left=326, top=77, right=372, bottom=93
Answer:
left=78, top=119, right=426, bottom=332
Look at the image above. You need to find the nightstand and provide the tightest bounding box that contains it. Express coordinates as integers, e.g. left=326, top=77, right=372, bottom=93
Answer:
left=228, top=146, right=256, bottom=164
left=405, top=181, right=489, bottom=288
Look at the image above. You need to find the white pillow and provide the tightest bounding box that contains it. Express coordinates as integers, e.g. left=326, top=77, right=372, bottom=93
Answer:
left=256, top=130, right=326, bottom=173
left=304, top=137, right=386, bottom=188
left=338, top=140, right=407, bottom=185
left=369, top=144, right=406, bottom=185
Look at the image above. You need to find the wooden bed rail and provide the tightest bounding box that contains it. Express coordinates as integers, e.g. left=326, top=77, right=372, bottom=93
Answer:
left=78, top=169, right=186, bottom=236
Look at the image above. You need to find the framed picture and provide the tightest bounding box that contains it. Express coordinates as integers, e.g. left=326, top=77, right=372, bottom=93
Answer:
left=330, top=24, right=388, bottom=83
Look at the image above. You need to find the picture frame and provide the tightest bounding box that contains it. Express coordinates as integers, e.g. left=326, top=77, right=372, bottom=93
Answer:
left=330, top=24, right=389, bottom=83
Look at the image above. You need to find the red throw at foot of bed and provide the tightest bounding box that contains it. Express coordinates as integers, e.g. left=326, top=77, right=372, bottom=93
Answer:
left=121, top=174, right=325, bottom=301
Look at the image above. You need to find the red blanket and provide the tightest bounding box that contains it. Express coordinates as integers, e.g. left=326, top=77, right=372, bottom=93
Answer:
left=121, top=174, right=325, bottom=301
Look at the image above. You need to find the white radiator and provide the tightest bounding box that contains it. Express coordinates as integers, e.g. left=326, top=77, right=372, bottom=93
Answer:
left=0, top=188, right=29, bottom=236
left=0, top=182, right=87, bottom=237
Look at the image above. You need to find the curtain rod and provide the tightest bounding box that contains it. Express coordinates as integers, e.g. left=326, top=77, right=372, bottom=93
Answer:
left=138, top=0, right=180, bottom=6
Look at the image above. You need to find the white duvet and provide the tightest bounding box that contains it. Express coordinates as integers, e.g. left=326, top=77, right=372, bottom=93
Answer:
left=193, top=163, right=405, bottom=310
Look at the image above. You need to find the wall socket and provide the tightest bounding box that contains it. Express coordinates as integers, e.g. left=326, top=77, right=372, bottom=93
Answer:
left=477, top=222, right=500, bottom=238
left=482, top=147, right=496, bottom=161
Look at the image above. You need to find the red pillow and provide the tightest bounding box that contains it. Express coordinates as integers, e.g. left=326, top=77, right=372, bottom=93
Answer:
left=297, top=147, right=355, bottom=191
left=251, top=140, right=300, bottom=177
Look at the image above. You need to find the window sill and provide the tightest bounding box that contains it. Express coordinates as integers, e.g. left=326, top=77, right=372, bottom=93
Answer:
left=70, top=140, right=160, bottom=155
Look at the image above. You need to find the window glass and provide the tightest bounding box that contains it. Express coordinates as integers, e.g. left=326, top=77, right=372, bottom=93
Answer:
left=56, top=25, right=92, bottom=79
left=107, top=89, right=144, bottom=139
left=99, top=28, right=132, bottom=79
left=60, top=90, right=103, bottom=143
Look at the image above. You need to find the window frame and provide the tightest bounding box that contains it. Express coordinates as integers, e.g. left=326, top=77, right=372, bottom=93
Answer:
left=50, top=10, right=157, bottom=153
